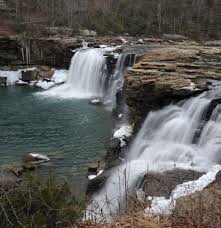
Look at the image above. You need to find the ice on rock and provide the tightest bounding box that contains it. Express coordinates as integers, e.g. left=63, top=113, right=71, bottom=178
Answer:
left=52, top=69, right=68, bottom=84
left=145, top=165, right=221, bottom=215
left=113, top=125, right=133, bottom=147
left=36, top=80, right=55, bottom=90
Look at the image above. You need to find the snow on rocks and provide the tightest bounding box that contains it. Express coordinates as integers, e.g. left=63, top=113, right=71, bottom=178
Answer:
left=36, top=69, right=68, bottom=90
left=16, top=80, right=28, bottom=86
left=24, top=153, right=50, bottom=164
left=145, top=165, right=221, bottom=215
left=36, top=80, right=55, bottom=90
left=89, top=98, right=102, bottom=105
left=113, top=125, right=133, bottom=147
left=52, top=69, right=68, bottom=84
left=88, top=170, right=104, bottom=180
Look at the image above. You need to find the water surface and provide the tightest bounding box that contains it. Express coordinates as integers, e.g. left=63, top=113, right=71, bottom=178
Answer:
left=0, top=87, right=112, bottom=192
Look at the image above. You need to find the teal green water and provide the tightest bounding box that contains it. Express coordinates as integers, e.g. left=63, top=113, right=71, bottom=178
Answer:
left=0, top=87, right=112, bottom=191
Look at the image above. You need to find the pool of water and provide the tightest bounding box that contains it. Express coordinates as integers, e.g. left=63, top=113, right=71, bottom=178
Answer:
left=0, top=86, right=112, bottom=192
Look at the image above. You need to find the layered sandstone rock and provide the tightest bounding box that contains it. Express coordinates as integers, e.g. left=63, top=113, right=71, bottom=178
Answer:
left=125, top=46, right=221, bottom=128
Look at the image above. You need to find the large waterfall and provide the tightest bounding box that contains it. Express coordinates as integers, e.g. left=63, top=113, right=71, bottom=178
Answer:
left=88, top=92, right=221, bottom=221
left=42, top=48, right=107, bottom=98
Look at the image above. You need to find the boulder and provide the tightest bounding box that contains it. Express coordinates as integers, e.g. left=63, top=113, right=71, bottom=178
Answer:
left=140, top=169, right=204, bottom=199
left=0, top=76, right=7, bottom=86
left=23, top=153, right=50, bottom=164
left=21, top=70, right=38, bottom=82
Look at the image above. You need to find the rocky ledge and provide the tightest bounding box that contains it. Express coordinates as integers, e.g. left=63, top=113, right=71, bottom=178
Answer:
left=125, top=45, right=221, bottom=128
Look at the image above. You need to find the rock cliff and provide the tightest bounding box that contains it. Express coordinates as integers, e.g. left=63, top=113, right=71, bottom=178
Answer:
left=125, top=45, right=221, bottom=128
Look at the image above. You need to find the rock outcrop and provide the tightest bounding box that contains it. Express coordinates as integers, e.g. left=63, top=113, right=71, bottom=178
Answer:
left=125, top=45, right=221, bottom=128
left=0, top=36, right=82, bottom=68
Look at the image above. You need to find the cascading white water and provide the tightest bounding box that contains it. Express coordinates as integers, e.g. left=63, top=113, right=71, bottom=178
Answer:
left=88, top=92, right=221, bottom=221
left=67, top=49, right=107, bottom=98
left=104, top=54, right=128, bottom=107
left=128, top=93, right=213, bottom=170
left=42, top=48, right=107, bottom=98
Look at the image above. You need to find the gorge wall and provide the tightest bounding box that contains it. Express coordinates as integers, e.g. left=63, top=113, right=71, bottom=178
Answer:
left=125, top=45, right=221, bottom=129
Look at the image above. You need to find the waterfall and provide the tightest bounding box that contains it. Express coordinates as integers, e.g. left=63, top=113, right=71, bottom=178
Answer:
left=40, top=48, right=135, bottom=108
left=104, top=54, right=132, bottom=108
left=43, top=48, right=107, bottom=98
left=128, top=93, right=212, bottom=170
left=88, top=92, right=221, bottom=221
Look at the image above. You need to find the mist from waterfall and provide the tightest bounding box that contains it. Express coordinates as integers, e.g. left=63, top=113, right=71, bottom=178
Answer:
left=88, top=92, right=221, bottom=221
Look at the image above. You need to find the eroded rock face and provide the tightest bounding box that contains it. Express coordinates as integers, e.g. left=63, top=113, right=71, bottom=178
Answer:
left=125, top=46, right=221, bottom=128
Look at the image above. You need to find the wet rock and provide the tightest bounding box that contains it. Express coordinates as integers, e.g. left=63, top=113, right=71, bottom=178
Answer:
left=86, top=171, right=107, bottom=196
left=22, top=162, right=36, bottom=171
left=21, top=70, right=38, bottom=82
left=16, top=80, right=28, bottom=86
left=88, top=160, right=101, bottom=173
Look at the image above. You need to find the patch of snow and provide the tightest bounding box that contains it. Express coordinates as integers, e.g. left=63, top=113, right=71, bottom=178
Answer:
left=90, top=99, right=101, bottom=104
left=118, top=114, right=123, bottom=119
left=16, top=80, right=28, bottom=85
left=113, top=125, right=133, bottom=147
left=88, top=169, right=104, bottom=180
left=29, top=80, right=37, bottom=86
left=99, top=45, right=108, bottom=48
left=88, top=175, right=97, bottom=180
left=36, top=80, right=55, bottom=90
left=113, top=125, right=133, bottom=139
left=29, top=153, right=50, bottom=162
left=52, top=69, right=68, bottom=84
left=97, top=170, right=104, bottom=176
left=145, top=165, right=221, bottom=215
